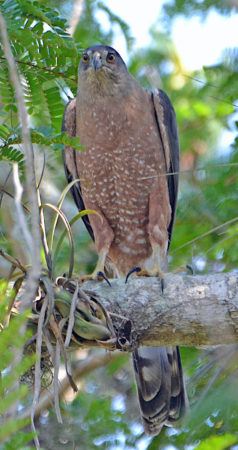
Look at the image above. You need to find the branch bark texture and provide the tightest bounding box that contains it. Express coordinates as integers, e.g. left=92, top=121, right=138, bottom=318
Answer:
left=82, top=272, right=238, bottom=347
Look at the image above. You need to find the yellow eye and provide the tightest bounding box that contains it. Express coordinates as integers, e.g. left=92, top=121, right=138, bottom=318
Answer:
left=82, top=54, right=89, bottom=63
left=107, top=53, right=115, bottom=63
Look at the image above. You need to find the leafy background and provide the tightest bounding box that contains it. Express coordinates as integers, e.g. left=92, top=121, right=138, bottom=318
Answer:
left=0, top=0, right=238, bottom=448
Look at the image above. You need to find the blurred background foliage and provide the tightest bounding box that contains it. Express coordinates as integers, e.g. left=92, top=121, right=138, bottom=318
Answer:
left=0, top=0, right=238, bottom=448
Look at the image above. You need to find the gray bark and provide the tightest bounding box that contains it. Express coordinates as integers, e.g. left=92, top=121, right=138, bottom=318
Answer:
left=82, top=272, right=238, bottom=347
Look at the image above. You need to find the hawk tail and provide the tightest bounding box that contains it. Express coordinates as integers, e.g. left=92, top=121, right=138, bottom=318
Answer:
left=132, top=346, right=187, bottom=435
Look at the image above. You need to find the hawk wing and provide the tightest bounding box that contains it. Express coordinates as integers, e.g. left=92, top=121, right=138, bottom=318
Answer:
left=62, top=99, right=94, bottom=241
left=132, top=90, right=186, bottom=436
left=152, top=89, right=180, bottom=248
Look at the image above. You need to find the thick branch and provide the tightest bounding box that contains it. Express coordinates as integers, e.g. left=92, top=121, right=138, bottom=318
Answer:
left=82, top=272, right=238, bottom=347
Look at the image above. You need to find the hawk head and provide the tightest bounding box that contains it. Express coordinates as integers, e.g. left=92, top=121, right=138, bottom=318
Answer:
left=78, top=45, right=131, bottom=96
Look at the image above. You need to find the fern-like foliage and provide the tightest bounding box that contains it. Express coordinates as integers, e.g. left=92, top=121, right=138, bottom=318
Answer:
left=0, top=0, right=79, bottom=124
left=0, top=0, right=133, bottom=167
left=0, top=0, right=80, bottom=168
left=0, top=124, right=24, bottom=167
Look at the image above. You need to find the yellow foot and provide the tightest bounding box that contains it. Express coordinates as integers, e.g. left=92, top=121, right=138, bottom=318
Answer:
left=172, top=264, right=194, bottom=275
left=138, top=267, right=165, bottom=292
left=136, top=267, right=164, bottom=279
left=125, top=266, right=165, bottom=291
left=78, top=250, right=111, bottom=286
left=80, top=270, right=111, bottom=286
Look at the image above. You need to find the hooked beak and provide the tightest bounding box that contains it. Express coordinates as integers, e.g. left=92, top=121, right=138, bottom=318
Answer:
left=92, top=53, right=102, bottom=72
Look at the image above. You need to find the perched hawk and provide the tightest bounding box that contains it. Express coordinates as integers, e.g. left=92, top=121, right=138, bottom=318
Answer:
left=62, top=45, right=187, bottom=435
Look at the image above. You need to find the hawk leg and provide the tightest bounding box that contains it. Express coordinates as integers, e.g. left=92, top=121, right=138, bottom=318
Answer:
left=126, top=262, right=193, bottom=286
left=79, top=205, right=115, bottom=286
left=125, top=245, right=165, bottom=290
left=80, top=249, right=111, bottom=285
left=127, top=175, right=172, bottom=289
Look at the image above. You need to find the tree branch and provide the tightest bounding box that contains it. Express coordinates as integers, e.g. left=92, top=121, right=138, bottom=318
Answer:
left=0, top=14, right=42, bottom=446
left=81, top=272, right=238, bottom=347
left=0, top=12, right=41, bottom=310
left=67, top=0, right=85, bottom=36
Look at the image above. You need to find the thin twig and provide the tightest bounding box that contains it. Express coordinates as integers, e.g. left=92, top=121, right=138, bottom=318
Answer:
left=0, top=169, right=12, bottom=207
left=31, top=296, right=48, bottom=449
left=19, top=351, right=121, bottom=420
left=54, top=327, right=64, bottom=424
left=38, top=190, right=52, bottom=277
left=0, top=249, right=27, bottom=274
left=171, top=216, right=238, bottom=253
left=64, top=281, right=79, bottom=348
left=12, top=163, right=33, bottom=256
left=49, top=315, right=77, bottom=392
left=0, top=12, right=42, bottom=310
left=43, top=329, right=56, bottom=362
left=138, top=162, right=238, bottom=181
left=192, top=347, right=237, bottom=411
left=0, top=188, right=30, bottom=212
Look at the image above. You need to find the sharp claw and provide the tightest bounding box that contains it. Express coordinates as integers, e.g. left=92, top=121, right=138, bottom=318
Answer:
left=125, top=266, right=141, bottom=284
left=186, top=264, right=194, bottom=274
left=97, top=271, right=111, bottom=287
left=161, top=278, right=165, bottom=293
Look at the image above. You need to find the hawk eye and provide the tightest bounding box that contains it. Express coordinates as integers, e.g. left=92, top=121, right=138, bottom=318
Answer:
left=106, top=53, right=115, bottom=63
left=82, top=54, right=89, bottom=63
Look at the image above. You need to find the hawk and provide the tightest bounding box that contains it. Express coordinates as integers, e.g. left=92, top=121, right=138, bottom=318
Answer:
left=62, top=45, right=187, bottom=435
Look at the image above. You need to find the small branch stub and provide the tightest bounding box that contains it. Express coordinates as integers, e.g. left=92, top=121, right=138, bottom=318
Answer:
left=55, top=277, right=136, bottom=351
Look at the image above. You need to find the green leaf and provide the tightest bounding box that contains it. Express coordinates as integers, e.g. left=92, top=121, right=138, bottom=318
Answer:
left=195, top=433, right=238, bottom=450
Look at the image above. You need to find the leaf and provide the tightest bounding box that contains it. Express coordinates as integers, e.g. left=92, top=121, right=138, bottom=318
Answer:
left=40, top=202, right=74, bottom=278
left=53, top=209, right=101, bottom=271
left=195, top=433, right=238, bottom=450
